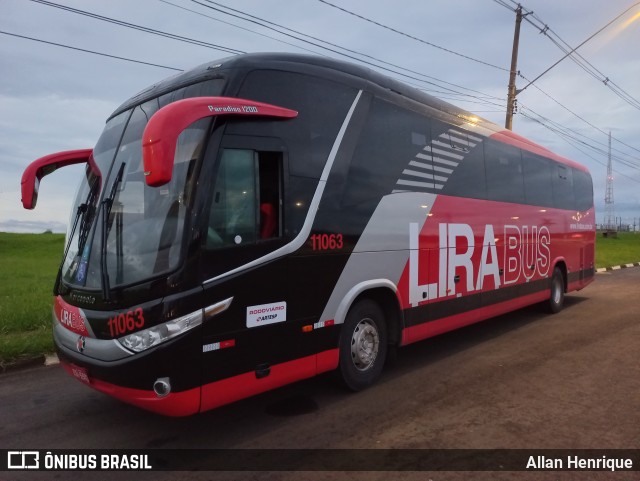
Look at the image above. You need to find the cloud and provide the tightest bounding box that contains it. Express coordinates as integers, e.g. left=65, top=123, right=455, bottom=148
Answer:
left=0, top=218, right=67, bottom=234
left=2, top=0, right=639, bottom=232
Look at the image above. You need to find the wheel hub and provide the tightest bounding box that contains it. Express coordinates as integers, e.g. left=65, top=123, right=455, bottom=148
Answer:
left=350, top=318, right=380, bottom=371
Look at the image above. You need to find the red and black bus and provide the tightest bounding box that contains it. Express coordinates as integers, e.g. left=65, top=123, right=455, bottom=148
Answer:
left=21, top=53, right=595, bottom=416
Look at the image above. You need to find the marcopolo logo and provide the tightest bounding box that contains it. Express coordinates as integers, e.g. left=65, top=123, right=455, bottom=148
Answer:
left=246, top=301, right=287, bottom=328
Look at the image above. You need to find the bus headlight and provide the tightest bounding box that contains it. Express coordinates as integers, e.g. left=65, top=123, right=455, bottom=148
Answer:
left=118, top=309, right=202, bottom=353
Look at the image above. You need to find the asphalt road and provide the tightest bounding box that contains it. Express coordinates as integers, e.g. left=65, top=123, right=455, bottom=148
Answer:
left=1, top=268, right=639, bottom=481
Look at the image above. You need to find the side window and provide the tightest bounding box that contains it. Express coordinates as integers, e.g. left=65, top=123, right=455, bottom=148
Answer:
left=522, top=151, right=554, bottom=208
left=573, top=168, right=594, bottom=211
left=439, top=122, right=487, bottom=201
left=552, top=164, right=575, bottom=210
left=206, top=149, right=282, bottom=249
left=484, top=140, right=524, bottom=204
left=346, top=98, right=433, bottom=205
left=236, top=70, right=358, bottom=179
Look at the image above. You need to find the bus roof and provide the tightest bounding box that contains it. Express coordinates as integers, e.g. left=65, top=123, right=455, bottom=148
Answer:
left=110, top=52, right=588, bottom=173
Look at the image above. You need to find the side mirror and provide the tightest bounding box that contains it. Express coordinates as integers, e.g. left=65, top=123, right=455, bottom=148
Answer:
left=21, top=149, right=93, bottom=209
left=142, top=96, right=298, bottom=187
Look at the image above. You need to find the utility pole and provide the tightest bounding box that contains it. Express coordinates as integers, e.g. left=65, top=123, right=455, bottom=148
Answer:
left=505, top=5, right=523, bottom=130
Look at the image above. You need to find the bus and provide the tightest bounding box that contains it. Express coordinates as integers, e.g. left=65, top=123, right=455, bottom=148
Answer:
left=21, top=53, right=595, bottom=416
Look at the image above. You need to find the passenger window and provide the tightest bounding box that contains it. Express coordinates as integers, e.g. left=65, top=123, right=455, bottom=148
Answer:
left=552, top=164, right=575, bottom=210
left=522, top=151, right=554, bottom=208
left=573, top=169, right=594, bottom=211
left=206, top=149, right=282, bottom=248
left=484, top=140, right=524, bottom=204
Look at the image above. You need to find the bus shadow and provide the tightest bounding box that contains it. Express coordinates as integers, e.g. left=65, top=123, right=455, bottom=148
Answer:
left=384, top=294, right=590, bottom=376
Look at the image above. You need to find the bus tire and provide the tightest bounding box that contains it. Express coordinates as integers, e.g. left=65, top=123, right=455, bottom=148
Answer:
left=338, top=299, right=387, bottom=392
left=548, top=267, right=565, bottom=314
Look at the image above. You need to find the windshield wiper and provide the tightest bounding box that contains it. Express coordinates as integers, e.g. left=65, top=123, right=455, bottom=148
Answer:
left=100, top=162, right=126, bottom=302
left=54, top=176, right=99, bottom=293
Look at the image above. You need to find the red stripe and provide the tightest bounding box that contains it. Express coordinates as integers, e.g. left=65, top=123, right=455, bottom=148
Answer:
left=200, top=348, right=338, bottom=411
left=316, top=348, right=339, bottom=373
left=61, top=349, right=340, bottom=416
left=60, top=361, right=201, bottom=417
left=200, top=355, right=316, bottom=412
left=401, top=290, right=548, bottom=345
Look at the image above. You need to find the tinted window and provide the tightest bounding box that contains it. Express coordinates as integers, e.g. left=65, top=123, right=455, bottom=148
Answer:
left=347, top=98, right=489, bottom=202
left=158, top=79, right=225, bottom=107
left=235, top=70, right=358, bottom=178
left=552, top=164, right=575, bottom=210
left=522, top=151, right=554, bottom=208
left=484, top=140, right=524, bottom=204
left=346, top=98, right=432, bottom=205
left=573, top=168, right=593, bottom=211
left=438, top=122, right=486, bottom=200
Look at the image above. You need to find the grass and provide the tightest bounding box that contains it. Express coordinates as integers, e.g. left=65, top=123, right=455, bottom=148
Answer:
left=0, top=230, right=639, bottom=367
left=595, top=231, right=640, bottom=269
left=0, top=232, right=64, bottom=367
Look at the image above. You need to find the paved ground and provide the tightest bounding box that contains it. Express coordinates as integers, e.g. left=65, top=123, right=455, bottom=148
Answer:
left=1, top=268, right=639, bottom=481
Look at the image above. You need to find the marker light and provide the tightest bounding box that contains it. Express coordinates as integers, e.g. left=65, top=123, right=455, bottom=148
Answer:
left=118, top=309, right=202, bottom=353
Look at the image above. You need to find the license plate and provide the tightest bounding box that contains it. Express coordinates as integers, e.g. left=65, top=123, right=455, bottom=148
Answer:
left=70, top=364, right=91, bottom=385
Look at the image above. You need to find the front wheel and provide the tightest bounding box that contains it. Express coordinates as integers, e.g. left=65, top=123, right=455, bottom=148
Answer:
left=338, top=299, right=387, bottom=391
left=548, top=266, right=565, bottom=314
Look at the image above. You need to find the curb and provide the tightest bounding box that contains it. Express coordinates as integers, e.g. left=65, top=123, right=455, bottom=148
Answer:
left=0, top=353, right=58, bottom=374
left=596, top=262, right=640, bottom=273
left=0, top=355, right=45, bottom=373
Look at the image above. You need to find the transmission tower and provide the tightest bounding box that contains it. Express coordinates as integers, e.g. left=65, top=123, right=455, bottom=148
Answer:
left=604, top=131, right=616, bottom=233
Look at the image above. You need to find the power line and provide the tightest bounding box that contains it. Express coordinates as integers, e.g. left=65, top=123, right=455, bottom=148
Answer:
left=0, top=30, right=182, bottom=71
left=16, top=0, right=510, bottom=112
left=190, top=0, right=506, bottom=104
left=166, top=0, right=507, bottom=108
left=497, top=0, right=640, bottom=110
left=523, top=114, right=640, bottom=184
left=495, top=0, right=640, bottom=111
left=521, top=108, right=640, bottom=183
left=491, top=1, right=640, bottom=160
left=157, top=0, right=324, bottom=57
left=538, top=116, right=640, bottom=169
left=28, top=0, right=245, bottom=55
left=17, top=0, right=640, bottom=174
left=30, top=0, right=509, bottom=112
left=191, top=0, right=468, bottom=96
left=315, top=0, right=509, bottom=72
left=518, top=71, right=640, bottom=159
left=31, top=0, right=504, bottom=103
left=516, top=2, right=640, bottom=94
left=185, top=0, right=640, bottom=177
left=523, top=109, right=640, bottom=169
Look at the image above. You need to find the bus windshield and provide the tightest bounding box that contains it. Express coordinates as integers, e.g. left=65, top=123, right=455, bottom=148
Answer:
left=61, top=80, right=222, bottom=290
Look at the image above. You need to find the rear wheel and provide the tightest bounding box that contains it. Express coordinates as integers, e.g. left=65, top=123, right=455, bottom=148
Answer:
left=548, top=266, right=565, bottom=313
left=338, top=299, right=387, bottom=391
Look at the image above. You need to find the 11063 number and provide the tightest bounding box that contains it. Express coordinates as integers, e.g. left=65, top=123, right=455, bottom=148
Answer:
left=108, top=308, right=145, bottom=337
left=310, top=233, right=344, bottom=251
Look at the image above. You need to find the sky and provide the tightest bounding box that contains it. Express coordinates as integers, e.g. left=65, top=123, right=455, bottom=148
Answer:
left=2, top=0, right=640, bottom=233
